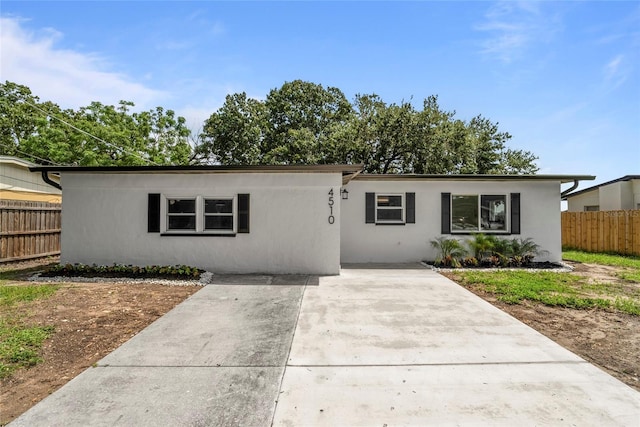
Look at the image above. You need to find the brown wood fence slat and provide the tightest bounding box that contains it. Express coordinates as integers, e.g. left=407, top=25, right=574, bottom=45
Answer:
left=561, top=210, right=640, bottom=256
left=0, top=200, right=61, bottom=262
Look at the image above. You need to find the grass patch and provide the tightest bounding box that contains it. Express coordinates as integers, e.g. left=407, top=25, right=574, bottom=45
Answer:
left=0, top=282, right=59, bottom=378
left=615, top=270, right=640, bottom=283
left=0, top=284, right=59, bottom=307
left=563, top=250, right=640, bottom=269
left=0, top=321, right=54, bottom=378
left=614, top=298, right=640, bottom=316
left=455, top=271, right=639, bottom=315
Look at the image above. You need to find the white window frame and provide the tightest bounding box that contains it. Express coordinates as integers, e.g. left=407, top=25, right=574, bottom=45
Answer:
left=376, top=193, right=405, bottom=224
left=161, top=195, right=236, bottom=234
left=584, top=205, right=599, bottom=212
left=203, top=197, right=236, bottom=233
left=451, top=194, right=508, bottom=233
left=166, top=197, right=197, bottom=232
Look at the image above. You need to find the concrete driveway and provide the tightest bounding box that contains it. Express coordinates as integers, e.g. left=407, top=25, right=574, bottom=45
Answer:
left=11, top=266, right=640, bottom=426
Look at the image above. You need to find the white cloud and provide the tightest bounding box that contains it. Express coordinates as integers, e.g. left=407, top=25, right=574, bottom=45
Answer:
left=603, top=54, right=629, bottom=90
left=0, top=16, right=165, bottom=109
left=475, top=1, right=560, bottom=63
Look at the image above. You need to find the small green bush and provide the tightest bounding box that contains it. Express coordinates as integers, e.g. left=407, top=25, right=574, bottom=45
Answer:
left=44, top=263, right=203, bottom=280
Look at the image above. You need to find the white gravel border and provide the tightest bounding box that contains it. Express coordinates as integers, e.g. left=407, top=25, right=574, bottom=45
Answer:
left=29, top=271, right=214, bottom=286
left=421, top=261, right=574, bottom=273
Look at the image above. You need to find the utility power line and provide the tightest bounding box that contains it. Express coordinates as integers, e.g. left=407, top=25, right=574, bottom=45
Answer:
left=22, top=100, right=161, bottom=166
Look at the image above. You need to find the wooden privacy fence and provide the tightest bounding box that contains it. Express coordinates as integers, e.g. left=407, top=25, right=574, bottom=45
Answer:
left=561, top=210, right=640, bottom=256
left=0, top=200, right=61, bottom=262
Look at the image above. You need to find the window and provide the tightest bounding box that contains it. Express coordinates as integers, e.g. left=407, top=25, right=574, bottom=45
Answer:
left=584, top=205, right=599, bottom=212
left=451, top=194, right=507, bottom=232
left=148, top=193, right=249, bottom=235
left=204, top=199, right=234, bottom=231
left=167, top=198, right=196, bottom=230
left=155, top=193, right=250, bottom=236
left=376, top=194, right=404, bottom=223
left=366, top=192, right=415, bottom=225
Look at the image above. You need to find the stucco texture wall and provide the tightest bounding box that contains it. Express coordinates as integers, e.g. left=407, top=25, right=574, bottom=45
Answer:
left=340, top=179, right=562, bottom=263
left=567, top=191, right=599, bottom=212
left=60, top=172, right=342, bottom=274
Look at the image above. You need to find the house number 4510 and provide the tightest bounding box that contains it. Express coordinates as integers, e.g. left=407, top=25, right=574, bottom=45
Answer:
left=328, top=189, right=335, bottom=224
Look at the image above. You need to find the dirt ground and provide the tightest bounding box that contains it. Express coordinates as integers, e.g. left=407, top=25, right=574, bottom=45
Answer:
left=1, top=259, right=639, bottom=424
left=0, top=259, right=200, bottom=425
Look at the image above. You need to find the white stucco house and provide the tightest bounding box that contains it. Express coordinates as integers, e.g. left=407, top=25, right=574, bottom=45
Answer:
left=30, top=164, right=594, bottom=274
left=564, top=175, right=640, bottom=212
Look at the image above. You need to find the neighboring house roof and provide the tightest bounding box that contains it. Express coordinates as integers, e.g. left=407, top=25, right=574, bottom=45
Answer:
left=0, top=156, right=62, bottom=202
left=0, top=155, right=39, bottom=169
left=563, top=175, right=640, bottom=199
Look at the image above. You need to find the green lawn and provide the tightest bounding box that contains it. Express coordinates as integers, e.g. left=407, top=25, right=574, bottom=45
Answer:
left=452, top=251, right=640, bottom=316
left=562, top=250, right=640, bottom=269
left=0, top=282, right=59, bottom=378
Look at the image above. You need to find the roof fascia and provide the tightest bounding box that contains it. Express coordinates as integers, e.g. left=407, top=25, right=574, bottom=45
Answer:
left=29, top=164, right=365, bottom=175
left=352, top=174, right=596, bottom=184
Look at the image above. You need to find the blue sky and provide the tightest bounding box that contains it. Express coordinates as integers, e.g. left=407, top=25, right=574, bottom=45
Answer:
left=1, top=1, right=638, bottom=190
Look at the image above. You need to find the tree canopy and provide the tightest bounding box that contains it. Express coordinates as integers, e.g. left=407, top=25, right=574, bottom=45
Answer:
left=196, top=80, right=538, bottom=174
left=0, top=81, right=192, bottom=166
left=1, top=80, right=539, bottom=174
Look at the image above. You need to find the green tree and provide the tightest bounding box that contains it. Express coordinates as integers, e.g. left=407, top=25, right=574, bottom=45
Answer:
left=0, top=81, right=192, bottom=166
left=195, top=92, right=267, bottom=165
left=262, top=80, right=354, bottom=164
left=198, top=83, right=538, bottom=174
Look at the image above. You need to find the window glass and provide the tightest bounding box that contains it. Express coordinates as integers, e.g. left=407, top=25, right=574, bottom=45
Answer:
left=168, top=199, right=195, bottom=214
left=167, top=198, right=196, bottom=230
left=205, top=216, right=234, bottom=230
left=205, top=199, right=233, bottom=214
left=168, top=216, right=196, bottom=230
left=452, top=195, right=478, bottom=231
left=480, top=195, right=506, bottom=231
left=376, top=194, right=404, bottom=222
left=377, top=209, right=403, bottom=221
left=204, top=198, right=234, bottom=231
left=377, top=195, right=402, bottom=207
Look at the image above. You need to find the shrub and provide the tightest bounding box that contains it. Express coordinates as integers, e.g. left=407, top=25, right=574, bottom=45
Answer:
left=43, top=263, right=203, bottom=280
left=430, top=237, right=466, bottom=267
left=461, top=257, right=479, bottom=267
left=466, top=233, right=496, bottom=261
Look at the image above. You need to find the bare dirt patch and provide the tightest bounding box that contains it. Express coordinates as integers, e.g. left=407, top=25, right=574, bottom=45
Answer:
left=443, top=261, right=640, bottom=392
left=0, top=259, right=200, bottom=425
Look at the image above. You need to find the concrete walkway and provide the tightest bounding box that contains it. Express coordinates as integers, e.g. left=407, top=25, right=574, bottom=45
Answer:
left=11, top=266, right=640, bottom=426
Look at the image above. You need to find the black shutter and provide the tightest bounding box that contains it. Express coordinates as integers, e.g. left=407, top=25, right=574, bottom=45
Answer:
left=510, top=193, right=521, bottom=235
left=406, top=192, right=415, bottom=224
left=365, top=193, right=375, bottom=223
left=441, top=193, right=451, bottom=234
left=238, top=194, right=250, bottom=233
left=148, top=193, right=160, bottom=233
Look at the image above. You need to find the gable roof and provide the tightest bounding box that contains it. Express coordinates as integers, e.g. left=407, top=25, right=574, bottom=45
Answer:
left=563, top=175, right=640, bottom=199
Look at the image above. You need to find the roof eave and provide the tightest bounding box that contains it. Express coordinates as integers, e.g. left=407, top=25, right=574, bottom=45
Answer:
left=351, top=174, right=596, bottom=184
left=29, top=164, right=365, bottom=175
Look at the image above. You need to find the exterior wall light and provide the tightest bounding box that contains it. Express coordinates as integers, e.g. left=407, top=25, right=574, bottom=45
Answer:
left=341, top=188, right=349, bottom=200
